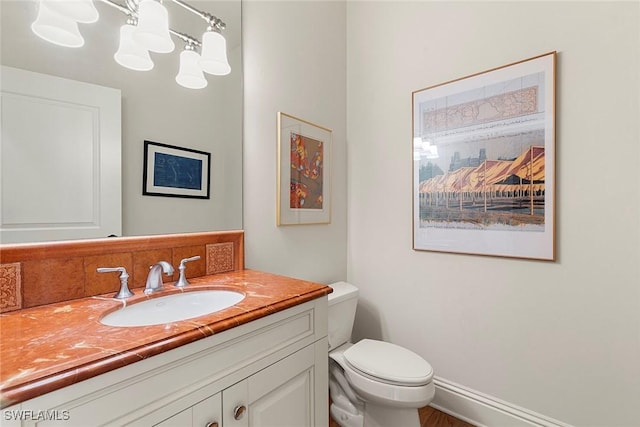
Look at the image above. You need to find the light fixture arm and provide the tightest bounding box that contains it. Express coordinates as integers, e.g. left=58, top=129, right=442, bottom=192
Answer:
left=170, top=29, right=200, bottom=47
left=97, top=0, right=133, bottom=16
left=169, top=0, right=225, bottom=32
left=96, top=0, right=210, bottom=46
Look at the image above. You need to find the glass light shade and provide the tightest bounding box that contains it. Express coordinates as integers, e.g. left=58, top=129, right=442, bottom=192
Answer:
left=133, top=0, right=174, bottom=53
left=31, top=1, right=84, bottom=48
left=176, top=49, right=207, bottom=89
left=199, top=31, right=230, bottom=76
left=45, top=0, right=99, bottom=24
left=114, top=24, right=154, bottom=71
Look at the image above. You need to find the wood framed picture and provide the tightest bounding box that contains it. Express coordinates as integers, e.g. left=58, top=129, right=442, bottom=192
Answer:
left=277, top=112, right=332, bottom=225
left=412, top=52, right=556, bottom=260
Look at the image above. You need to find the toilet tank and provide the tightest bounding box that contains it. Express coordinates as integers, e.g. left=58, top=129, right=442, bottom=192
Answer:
left=327, top=281, right=359, bottom=351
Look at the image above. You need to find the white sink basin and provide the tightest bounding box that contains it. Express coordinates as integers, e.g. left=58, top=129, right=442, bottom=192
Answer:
left=100, top=290, right=245, bottom=327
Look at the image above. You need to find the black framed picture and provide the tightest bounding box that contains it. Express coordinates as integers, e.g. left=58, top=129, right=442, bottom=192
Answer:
left=143, top=140, right=211, bottom=199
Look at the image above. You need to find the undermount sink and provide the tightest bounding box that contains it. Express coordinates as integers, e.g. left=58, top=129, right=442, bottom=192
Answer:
left=100, top=290, right=245, bottom=327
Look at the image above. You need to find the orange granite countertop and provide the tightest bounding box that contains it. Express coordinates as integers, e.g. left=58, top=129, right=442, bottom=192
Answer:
left=0, top=269, right=331, bottom=408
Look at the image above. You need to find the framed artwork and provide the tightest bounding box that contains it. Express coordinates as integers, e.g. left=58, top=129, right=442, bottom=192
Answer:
left=412, top=52, right=556, bottom=260
left=277, top=112, right=332, bottom=225
left=143, top=140, right=211, bottom=199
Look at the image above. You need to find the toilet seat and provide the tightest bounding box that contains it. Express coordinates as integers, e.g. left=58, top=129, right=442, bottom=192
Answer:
left=343, top=339, right=433, bottom=386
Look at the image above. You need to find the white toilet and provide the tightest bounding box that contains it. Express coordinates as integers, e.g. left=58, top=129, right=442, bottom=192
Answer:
left=328, top=282, right=435, bottom=427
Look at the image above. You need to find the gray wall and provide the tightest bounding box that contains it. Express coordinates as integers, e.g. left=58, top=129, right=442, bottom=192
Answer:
left=1, top=0, right=243, bottom=238
left=244, top=1, right=640, bottom=426
left=347, top=2, right=639, bottom=426
left=243, top=0, right=348, bottom=284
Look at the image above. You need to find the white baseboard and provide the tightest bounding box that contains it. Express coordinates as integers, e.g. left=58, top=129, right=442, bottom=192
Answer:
left=431, top=377, right=573, bottom=427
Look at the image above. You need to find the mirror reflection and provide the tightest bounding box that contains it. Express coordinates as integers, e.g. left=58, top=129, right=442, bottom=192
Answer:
left=0, top=0, right=242, bottom=244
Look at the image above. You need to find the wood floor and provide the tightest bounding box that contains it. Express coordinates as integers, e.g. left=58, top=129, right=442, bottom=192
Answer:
left=418, top=406, right=475, bottom=427
left=329, top=405, right=475, bottom=427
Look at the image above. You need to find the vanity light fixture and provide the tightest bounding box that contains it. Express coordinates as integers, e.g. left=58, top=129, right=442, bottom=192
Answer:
left=31, top=1, right=85, bottom=48
left=413, top=137, right=439, bottom=160
left=114, top=17, right=154, bottom=71
left=200, top=26, right=231, bottom=76
left=31, top=0, right=231, bottom=89
left=176, top=42, right=207, bottom=89
left=133, top=0, right=174, bottom=53
left=46, top=0, right=99, bottom=23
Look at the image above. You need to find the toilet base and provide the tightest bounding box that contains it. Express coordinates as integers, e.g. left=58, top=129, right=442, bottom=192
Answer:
left=363, top=403, right=420, bottom=427
left=330, top=401, right=421, bottom=427
left=330, top=402, right=364, bottom=427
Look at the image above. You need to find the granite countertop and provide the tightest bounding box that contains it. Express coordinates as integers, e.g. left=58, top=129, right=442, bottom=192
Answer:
left=0, top=269, right=331, bottom=408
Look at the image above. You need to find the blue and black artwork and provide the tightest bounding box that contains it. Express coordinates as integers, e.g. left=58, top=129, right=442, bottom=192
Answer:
left=153, top=152, right=202, bottom=190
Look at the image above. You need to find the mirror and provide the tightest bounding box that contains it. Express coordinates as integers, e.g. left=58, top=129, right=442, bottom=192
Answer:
left=0, top=0, right=242, bottom=243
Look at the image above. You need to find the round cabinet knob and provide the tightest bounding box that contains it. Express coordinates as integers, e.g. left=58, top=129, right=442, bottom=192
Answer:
left=205, top=422, right=218, bottom=427
left=234, top=405, right=246, bottom=420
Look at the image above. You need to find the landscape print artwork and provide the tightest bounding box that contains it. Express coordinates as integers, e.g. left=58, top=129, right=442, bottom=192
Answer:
left=412, top=52, right=556, bottom=260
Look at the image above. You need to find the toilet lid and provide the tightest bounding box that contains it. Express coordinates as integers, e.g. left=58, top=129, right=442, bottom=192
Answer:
left=343, top=339, right=433, bottom=386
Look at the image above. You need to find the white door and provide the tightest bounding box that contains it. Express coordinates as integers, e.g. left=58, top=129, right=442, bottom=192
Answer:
left=0, top=66, right=121, bottom=243
left=224, top=345, right=316, bottom=427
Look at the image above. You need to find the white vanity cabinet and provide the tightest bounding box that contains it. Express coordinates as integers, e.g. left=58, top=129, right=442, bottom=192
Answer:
left=154, top=345, right=319, bottom=427
left=10, top=297, right=328, bottom=427
left=154, top=393, right=222, bottom=427
left=222, top=343, right=319, bottom=427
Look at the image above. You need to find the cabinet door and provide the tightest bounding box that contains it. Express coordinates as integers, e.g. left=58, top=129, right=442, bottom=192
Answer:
left=224, top=345, right=316, bottom=427
left=154, top=408, right=192, bottom=427
left=193, top=392, right=222, bottom=427
left=154, top=392, right=221, bottom=427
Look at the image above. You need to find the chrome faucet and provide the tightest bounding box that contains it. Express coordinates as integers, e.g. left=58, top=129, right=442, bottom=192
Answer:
left=175, top=255, right=201, bottom=288
left=97, top=266, right=134, bottom=299
left=144, top=261, right=174, bottom=295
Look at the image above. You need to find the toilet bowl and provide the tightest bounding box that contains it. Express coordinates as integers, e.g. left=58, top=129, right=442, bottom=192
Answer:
left=327, top=282, right=435, bottom=427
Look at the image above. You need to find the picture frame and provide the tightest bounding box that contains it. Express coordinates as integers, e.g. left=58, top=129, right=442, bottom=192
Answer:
left=277, top=112, right=332, bottom=225
left=143, top=140, right=211, bottom=199
left=412, top=52, right=556, bottom=260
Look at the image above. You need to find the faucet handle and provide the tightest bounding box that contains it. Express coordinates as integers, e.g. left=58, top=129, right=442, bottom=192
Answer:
left=180, top=255, right=201, bottom=265
left=175, top=255, right=201, bottom=288
left=97, top=267, right=134, bottom=299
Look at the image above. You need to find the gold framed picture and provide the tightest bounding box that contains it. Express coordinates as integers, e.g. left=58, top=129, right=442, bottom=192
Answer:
left=277, top=112, right=332, bottom=226
left=412, top=52, right=556, bottom=260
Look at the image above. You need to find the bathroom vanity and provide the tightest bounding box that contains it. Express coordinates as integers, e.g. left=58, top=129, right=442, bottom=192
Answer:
left=3, top=296, right=328, bottom=426
left=0, top=232, right=331, bottom=426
